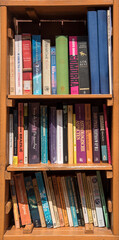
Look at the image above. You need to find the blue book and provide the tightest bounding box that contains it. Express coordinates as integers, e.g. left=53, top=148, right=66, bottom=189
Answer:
left=51, top=47, right=57, bottom=94
left=87, top=11, right=100, bottom=94
left=24, top=176, right=41, bottom=227
left=32, top=35, right=42, bottom=95
left=40, top=106, right=48, bottom=163
left=35, top=172, right=53, bottom=228
left=97, top=10, right=109, bottom=94
left=65, top=176, right=78, bottom=227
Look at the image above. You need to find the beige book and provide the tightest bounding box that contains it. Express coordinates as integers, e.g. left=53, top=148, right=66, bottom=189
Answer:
left=42, top=39, right=51, bottom=94
left=68, top=105, right=73, bottom=164
left=10, top=38, right=15, bottom=95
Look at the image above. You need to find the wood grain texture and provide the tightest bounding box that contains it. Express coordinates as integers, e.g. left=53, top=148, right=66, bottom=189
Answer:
left=7, top=94, right=112, bottom=99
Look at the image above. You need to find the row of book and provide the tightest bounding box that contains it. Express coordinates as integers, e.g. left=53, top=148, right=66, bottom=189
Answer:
left=10, top=171, right=110, bottom=229
left=10, top=8, right=112, bottom=96
left=9, top=103, right=111, bottom=165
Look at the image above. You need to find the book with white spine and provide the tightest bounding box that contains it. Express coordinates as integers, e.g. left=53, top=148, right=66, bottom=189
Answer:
left=9, top=113, right=13, bottom=164
left=56, top=109, right=63, bottom=164
left=42, top=39, right=51, bottom=94
left=15, top=35, right=23, bottom=95
left=10, top=38, right=15, bottom=95
left=107, top=7, right=113, bottom=94
left=24, top=103, right=28, bottom=164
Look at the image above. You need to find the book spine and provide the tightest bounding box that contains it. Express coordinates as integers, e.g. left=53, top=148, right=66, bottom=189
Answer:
left=99, top=113, right=108, bottom=162
left=63, top=105, right=68, bottom=163
left=56, top=109, right=63, bottom=164
left=51, top=47, right=57, bottom=94
left=42, top=39, right=51, bottom=94
left=10, top=179, right=20, bottom=228
left=15, top=35, right=23, bottom=95
left=75, top=104, right=86, bottom=163
left=92, top=106, right=100, bottom=163
left=69, top=36, right=79, bottom=94
left=14, top=173, right=31, bottom=225
left=77, top=36, right=90, bottom=94
left=10, top=38, right=15, bottom=95
left=41, top=106, right=48, bottom=163
left=68, top=105, right=73, bottom=164
left=49, top=107, right=57, bottom=163
left=73, top=114, right=77, bottom=164
left=18, top=103, right=24, bottom=164
left=56, top=36, right=69, bottom=94
left=103, top=104, right=111, bottom=164
left=24, top=176, right=41, bottom=227
left=24, top=103, right=28, bottom=164
left=32, top=35, right=42, bottom=95
left=85, top=104, right=93, bottom=163
left=13, top=109, right=18, bottom=165
left=35, top=172, right=53, bottom=228
left=9, top=113, right=13, bottom=165
left=29, top=103, right=40, bottom=164
left=32, top=178, right=46, bottom=227
left=107, top=7, right=113, bottom=94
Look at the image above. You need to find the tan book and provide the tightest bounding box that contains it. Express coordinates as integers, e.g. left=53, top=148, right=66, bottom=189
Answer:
left=10, top=38, right=15, bottom=95
left=32, top=178, right=46, bottom=227
left=68, top=105, right=73, bottom=164
left=85, top=104, right=93, bottom=163
left=42, top=39, right=51, bottom=95
left=10, top=179, right=20, bottom=228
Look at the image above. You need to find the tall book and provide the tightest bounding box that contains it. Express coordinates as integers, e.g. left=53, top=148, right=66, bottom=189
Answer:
left=18, top=103, right=24, bottom=164
left=40, top=106, right=48, bottom=163
left=24, top=103, right=28, bottom=164
left=68, top=105, right=73, bottom=164
left=87, top=11, right=100, bottom=94
left=35, top=172, right=53, bottom=228
left=13, top=109, right=18, bottom=165
left=69, top=36, right=79, bottom=94
left=97, top=10, right=109, bottom=94
left=32, top=35, right=42, bottom=95
left=56, top=36, right=69, bottom=94
left=85, top=104, right=93, bottom=163
left=49, top=107, right=57, bottom=163
left=29, top=103, right=40, bottom=164
left=15, top=35, right=23, bottom=95
left=42, top=39, right=51, bottom=94
left=92, top=106, right=100, bottom=163
left=103, top=104, right=111, bottom=164
left=10, top=179, right=20, bottom=228
left=9, top=113, right=13, bottom=165
left=24, top=176, right=41, bottom=227
left=107, top=7, right=113, bottom=94
left=73, top=114, right=77, bottom=164
left=99, top=112, right=108, bottom=162
left=56, top=108, right=63, bottom=164
left=77, top=36, right=90, bottom=94
left=14, top=173, right=32, bottom=226
left=63, top=105, right=68, bottom=163
left=10, top=38, right=15, bottom=95
left=22, top=33, right=32, bottom=95
left=51, top=47, right=57, bottom=94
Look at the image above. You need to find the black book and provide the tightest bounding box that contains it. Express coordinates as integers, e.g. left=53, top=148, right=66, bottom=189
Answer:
left=63, top=105, right=68, bottom=163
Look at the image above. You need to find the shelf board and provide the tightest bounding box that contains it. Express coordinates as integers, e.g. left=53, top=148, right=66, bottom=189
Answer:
left=7, top=163, right=112, bottom=171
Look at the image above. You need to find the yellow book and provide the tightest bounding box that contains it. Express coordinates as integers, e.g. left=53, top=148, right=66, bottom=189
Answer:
left=68, top=105, right=73, bottom=164
left=73, top=114, right=76, bottom=164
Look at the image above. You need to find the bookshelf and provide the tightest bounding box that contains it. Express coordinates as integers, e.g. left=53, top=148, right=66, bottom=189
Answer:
left=0, top=0, right=119, bottom=240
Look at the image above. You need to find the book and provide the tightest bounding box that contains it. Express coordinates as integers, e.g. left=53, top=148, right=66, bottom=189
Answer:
left=14, top=173, right=32, bottom=226
left=9, top=113, right=13, bottom=165
left=92, top=106, right=100, bottom=163
left=87, top=11, right=100, bottom=94
left=56, top=36, right=69, bottom=94
left=10, top=179, right=20, bottom=228
left=24, top=176, right=41, bottom=227
left=42, top=39, right=51, bottom=94
left=103, top=104, right=111, bottom=164
left=10, top=38, right=15, bottom=95
left=107, top=7, right=113, bottom=94
left=99, top=112, right=108, bottom=162
left=24, top=103, right=28, bottom=164
left=77, top=36, right=90, bottom=94
left=40, top=106, right=48, bottom=163
left=51, top=47, right=57, bottom=94
left=63, top=105, right=68, bottom=163
left=68, top=105, right=73, bottom=164
left=13, top=109, right=18, bottom=165
left=85, top=104, right=93, bottom=163
left=49, top=107, right=57, bottom=164
left=32, top=35, right=42, bottom=95
left=73, top=114, right=77, bottom=164
left=97, top=10, right=109, bottom=94
left=18, top=103, right=24, bottom=164
left=56, top=109, right=63, bottom=164
left=69, top=36, right=79, bottom=94
left=15, top=35, right=23, bottom=95
left=29, top=103, right=40, bottom=164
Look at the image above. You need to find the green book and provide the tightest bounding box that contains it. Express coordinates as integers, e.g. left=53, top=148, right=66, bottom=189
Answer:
left=96, top=171, right=110, bottom=228
left=56, top=36, right=69, bottom=94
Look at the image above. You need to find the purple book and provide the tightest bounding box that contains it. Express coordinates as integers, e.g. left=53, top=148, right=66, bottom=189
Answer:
left=92, top=106, right=100, bottom=163
left=49, top=107, right=57, bottom=163
left=29, top=103, right=40, bottom=164
left=75, top=104, right=86, bottom=163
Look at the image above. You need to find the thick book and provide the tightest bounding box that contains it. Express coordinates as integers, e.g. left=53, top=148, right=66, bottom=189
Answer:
left=10, top=179, right=20, bottom=228
left=13, top=109, right=18, bottom=165
left=14, top=173, right=32, bottom=226
left=40, top=106, right=48, bottom=163
left=15, top=35, right=23, bottom=95
left=92, top=106, right=100, bottom=163
left=51, top=47, right=57, bottom=94
left=9, top=113, right=13, bottom=165
left=85, top=104, right=93, bottom=163
left=49, top=107, right=57, bottom=163
left=68, top=105, right=73, bottom=164
left=29, top=103, right=40, bottom=164
left=103, top=104, right=111, bottom=164
left=35, top=172, right=53, bottom=228
left=73, top=114, right=77, bottom=164
left=56, top=36, right=69, bottom=94
left=24, top=103, right=28, bottom=164
left=63, top=105, right=68, bottom=163
left=10, top=38, right=15, bottom=95
left=99, top=112, right=108, bottom=162
left=77, top=36, right=90, bottom=94
left=56, top=109, right=63, bottom=164
left=24, top=176, right=41, bottom=227
left=42, top=39, right=51, bottom=94
left=69, top=36, right=79, bottom=94
left=32, top=35, right=42, bottom=95
left=87, top=11, right=100, bottom=94
left=107, top=7, right=113, bottom=94
left=18, top=103, right=24, bottom=164
left=97, top=10, right=109, bottom=94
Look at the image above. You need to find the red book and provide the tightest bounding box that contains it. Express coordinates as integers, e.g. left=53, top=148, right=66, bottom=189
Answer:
left=22, top=33, right=32, bottom=95
left=18, top=103, right=24, bottom=164
left=103, top=104, right=111, bottom=164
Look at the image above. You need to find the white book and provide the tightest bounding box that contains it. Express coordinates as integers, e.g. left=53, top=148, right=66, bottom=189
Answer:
left=77, top=173, right=89, bottom=224
left=10, top=38, right=15, bottom=95
left=24, top=103, right=28, bottom=164
left=15, top=35, right=23, bottom=95
left=56, top=109, right=63, bottom=164
left=42, top=39, right=51, bottom=95
left=107, top=7, right=113, bottom=95
left=9, top=114, right=13, bottom=165
left=91, top=175, right=105, bottom=227
left=61, top=177, right=73, bottom=227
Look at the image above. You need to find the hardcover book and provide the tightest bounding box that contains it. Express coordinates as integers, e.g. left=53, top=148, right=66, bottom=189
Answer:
left=15, top=35, right=23, bottom=95
left=107, top=7, right=113, bottom=94
left=10, top=179, right=20, bottom=228
left=68, top=105, right=73, bottom=164
left=24, top=103, right=28, bottom=164
left=51, top=47, right=57, bottom=94
left=10, top=38, right=15, bottom=95
left=40, top=106, right=48, bottom=163
left=99, top=112, right=108, bottom=162
left=103, top=104, right=111, bottom=164
left=63, top=105, right=68, bottom=163
left=49, top=107, right=57, bottom=163
left=9, top=113, right=13, bottom=165
left=92, top=106, right=100, bottom=163
left=18, top=103, right=24, bottom=164
left=73, top=114, right=77, bottom=164
left=13, top=109, right=18, bottom=165
left=42, top=39, right=51, bottom=94
left=56, top=109, right=63, bottom=164
left=85, top=104, right=93, bottom=163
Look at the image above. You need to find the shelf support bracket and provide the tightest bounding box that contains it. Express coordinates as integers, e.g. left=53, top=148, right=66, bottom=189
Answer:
left=5, top=200, right=12, bottom=214
left=4, top=171, right=12, bottom=180
left=106, top=171, right=113, bottom=179
left=107, top=98, right=113, bottom=106
left=7, top=99, right=15, bottom=107
left=8, top=28, right=14, bottom=39
left=85, top=223, right=94, bottom=234
left=107, top=199, right=113, bottom=213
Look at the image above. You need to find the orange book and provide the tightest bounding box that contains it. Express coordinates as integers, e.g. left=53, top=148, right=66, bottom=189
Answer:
left=57, top=176, right=69, bottom=227
left=85, top=104, right=93, bottom=163
left=68, top=105, right=73, bottom=164
left=18, top=103, right=24, bottom=164
left=52, top=175, right=64, bottom=227
left=10, top=179, right=20, bottom=229
left=14, top=173, right=32, bottom=226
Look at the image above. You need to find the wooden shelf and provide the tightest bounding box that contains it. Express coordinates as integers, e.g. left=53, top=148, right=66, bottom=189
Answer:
left=7, top=163, right=112, bottom=172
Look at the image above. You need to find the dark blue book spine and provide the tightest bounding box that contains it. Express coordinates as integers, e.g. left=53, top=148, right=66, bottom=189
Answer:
left=97, top=10, right=109, bottom=94
left=51, top=47, right=57, bottom=94
left=87, top=11, right=100, bottom=94
left=49, top=107, right=57, bottom=163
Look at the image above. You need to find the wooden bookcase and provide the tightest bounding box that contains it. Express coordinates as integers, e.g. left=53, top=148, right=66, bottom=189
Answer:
left=0, top=0, right=119, bottom=240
